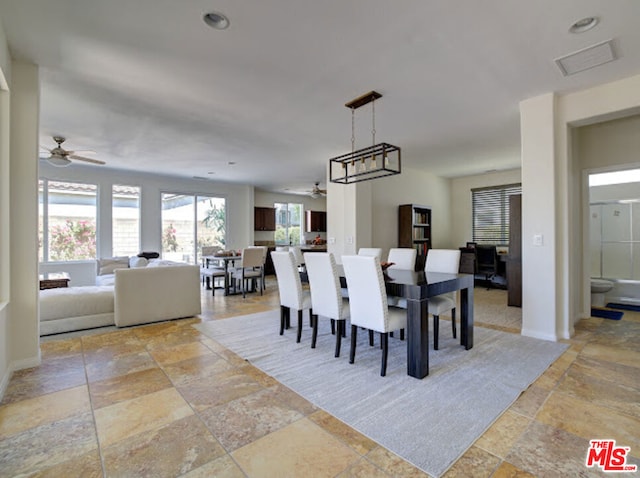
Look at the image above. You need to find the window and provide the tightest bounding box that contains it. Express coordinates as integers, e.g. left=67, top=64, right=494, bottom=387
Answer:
left=112, top=184, right=140, bottom=257
left=275, top=203, right=303, bottom=245
left=39, top=179, right=98, bottom=262
left=472, top=183, right=521, bottom=245
left=161, top=193, right=226, bottom=263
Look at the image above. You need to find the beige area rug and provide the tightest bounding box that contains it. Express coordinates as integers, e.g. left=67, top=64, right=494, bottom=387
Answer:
left=194, top=310, right=566, bottom=477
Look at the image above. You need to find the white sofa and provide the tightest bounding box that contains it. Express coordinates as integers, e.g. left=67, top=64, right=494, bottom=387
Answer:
left=40, top=262, right=201, bottom=335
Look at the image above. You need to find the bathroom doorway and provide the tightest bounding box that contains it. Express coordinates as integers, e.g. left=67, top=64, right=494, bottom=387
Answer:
left=589, top=168, right=640, bottom=307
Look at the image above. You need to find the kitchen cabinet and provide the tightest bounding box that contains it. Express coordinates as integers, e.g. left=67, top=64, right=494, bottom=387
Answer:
left=254, top=207, right=276, bottom=231
left=305, top=210, right=326, bottom=232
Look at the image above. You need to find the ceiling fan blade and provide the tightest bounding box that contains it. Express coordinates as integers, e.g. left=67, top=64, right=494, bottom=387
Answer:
left=66, top=149, right=97, bottom=156
left=40, top=146, right=53, bottom=153
left=69, top=154, right=105, bottom=165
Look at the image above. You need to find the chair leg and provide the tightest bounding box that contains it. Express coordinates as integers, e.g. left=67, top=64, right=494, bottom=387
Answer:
left=285, top=307, right=291, bottom=329
left=349, top=325, right=358, bottom=364
left=330, top=319, right=335, bottom=335
left=296, top=309, right=303, bottom=343
left=380, top=332, right=389, bottom=377
left=279, top=305, right=286, bottom=335
left=368, top=329, right=374, bottom=347
left=311, top=314, right=318, bottom=348
left=433, top=315, right=440, bottom=350
left=335, top=320, right=342, bottom=357
left=451, top=308, right=457, bottom=339
left=400, top=328, right=405, bottom=341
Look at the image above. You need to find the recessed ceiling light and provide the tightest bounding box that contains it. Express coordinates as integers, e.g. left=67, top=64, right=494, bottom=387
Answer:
left=203, top=12, right=230, bottom=30
left=569, top=16, right=598, bottom=34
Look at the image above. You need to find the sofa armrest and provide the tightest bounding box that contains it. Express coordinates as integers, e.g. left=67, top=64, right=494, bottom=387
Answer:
left=114, top=265, right=201, bottom=327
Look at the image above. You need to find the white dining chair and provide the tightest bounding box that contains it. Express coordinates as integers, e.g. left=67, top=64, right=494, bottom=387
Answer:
left=358, top=247, right=383, bottom=261
left=304, top=252, right=350, bottom=357
left=230, top=247, right=265, bottom=298
left=271, top=251, right=312, bottom=342
left=342, top=255, right=407, bottom=376
left=290, top=246, right=305, bottom=272
left=386, top=248, right=417, bottom=270
left=425, top=249, right=461, bottom=350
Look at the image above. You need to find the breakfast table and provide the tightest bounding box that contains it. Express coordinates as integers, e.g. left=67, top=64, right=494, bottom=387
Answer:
left=203, top=253, right=242, bottom=296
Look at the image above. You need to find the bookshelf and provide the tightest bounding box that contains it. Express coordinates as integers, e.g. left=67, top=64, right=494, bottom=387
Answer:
left=398, top=204, right=431, bottom=270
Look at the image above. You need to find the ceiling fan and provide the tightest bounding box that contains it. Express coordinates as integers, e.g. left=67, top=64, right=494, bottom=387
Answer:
left=40, top=136, right=105, bottom=167
left=308, top=182, right=327, bottom=199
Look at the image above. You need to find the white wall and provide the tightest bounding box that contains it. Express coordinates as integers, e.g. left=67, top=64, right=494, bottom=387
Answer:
left=450, top=169, right=522, bottom=248
left=326, top=164, right=452, bottom=262
left=520, top=73, right=640, bottom=342
left=0, top=17, right=11, bottom=397
left=8, top=61, right=41, bottom=374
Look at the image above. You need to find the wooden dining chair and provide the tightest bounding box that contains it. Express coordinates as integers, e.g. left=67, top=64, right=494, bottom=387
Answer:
left=271, top=251, right=312, bottom=342
left=304, top=252, right=350, bottom=357
left=425, top=249, right=461, bottom=350
left=341, top=255, right=407, bottom=376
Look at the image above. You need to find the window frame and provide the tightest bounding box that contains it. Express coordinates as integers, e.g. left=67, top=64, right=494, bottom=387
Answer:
left=471, top=183, right=522, bottom=246
left=39, top=178, right=99, bottom=263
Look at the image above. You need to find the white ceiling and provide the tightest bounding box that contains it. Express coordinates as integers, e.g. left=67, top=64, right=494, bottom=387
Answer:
left=1, top=0, right=640, bottom=194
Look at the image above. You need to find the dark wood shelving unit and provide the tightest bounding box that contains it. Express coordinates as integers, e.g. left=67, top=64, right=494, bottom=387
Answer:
left=398, top=204, right=432, bottom=270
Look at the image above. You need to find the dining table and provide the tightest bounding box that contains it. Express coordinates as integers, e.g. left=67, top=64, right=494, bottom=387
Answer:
left=337, top=265, right=474, bottom=379
left=203, top=254, right=242, bottom=296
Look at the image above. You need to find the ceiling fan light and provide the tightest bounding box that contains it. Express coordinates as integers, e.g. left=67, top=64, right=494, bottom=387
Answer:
left=47, top=155, right=71, bottom=167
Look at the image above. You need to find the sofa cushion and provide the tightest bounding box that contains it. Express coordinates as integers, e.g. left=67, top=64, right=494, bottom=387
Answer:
left=40, top=286, right=115, bottom=321
left=97, top=256, right=130, bottom=275
left=129, top=256, right=149, bottom=268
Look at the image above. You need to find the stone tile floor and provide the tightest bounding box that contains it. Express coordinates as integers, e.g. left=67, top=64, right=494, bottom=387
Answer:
left=1, top=280, right=638, bottom=477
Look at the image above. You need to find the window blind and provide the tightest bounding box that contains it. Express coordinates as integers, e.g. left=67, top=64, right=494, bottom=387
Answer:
left=472, top=183, right=521, bottom=245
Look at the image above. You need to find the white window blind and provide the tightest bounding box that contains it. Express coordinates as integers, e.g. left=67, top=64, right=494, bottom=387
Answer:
left=472, top=183, right=521, bottom=245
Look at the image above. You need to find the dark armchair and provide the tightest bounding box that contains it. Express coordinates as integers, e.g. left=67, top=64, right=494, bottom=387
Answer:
left=475, top=245, right=498, bottom=288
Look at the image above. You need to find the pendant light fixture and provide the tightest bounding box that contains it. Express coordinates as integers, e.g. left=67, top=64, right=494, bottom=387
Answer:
left=329, top=91, right=401, bottom=184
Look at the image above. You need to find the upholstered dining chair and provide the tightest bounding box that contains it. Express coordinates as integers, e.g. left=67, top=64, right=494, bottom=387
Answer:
left=304, top=252, right=350, bottom=357
left=386, top=248, right=417, bottom=270
left=230, top=247, right=265, bottom=298
left=249, top=245, right=268, bottom=292
left=271, top=251, right=312, bottom=342
left=341, top=255, right=407, bottom=376
left=201, top=267, right=227, bottom=295
left=290, top=246, right=305, bottom=271
left=425, top=249, right=461, bottom=350
left=358, top=247, right=383, bottom=261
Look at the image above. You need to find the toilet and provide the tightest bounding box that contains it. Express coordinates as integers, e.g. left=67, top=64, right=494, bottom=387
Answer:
left=590, top=279, right=614, bottom=307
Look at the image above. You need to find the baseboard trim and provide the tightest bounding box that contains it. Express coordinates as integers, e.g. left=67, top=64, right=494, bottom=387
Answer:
left=0, top=354, right=41, bottom=402
left=520, top=327, right=559, bottom=342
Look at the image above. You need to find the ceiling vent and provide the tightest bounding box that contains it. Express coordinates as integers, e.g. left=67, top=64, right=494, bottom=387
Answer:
left=555, top=39, right=617, bottom=76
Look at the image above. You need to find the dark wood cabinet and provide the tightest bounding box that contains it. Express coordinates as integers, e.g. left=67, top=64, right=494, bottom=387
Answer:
left=398, top=204, right=431, bottom=271
left=254, top=207, right=276, bottom=231
left=305, top=210, right=326, bottom=232
left=507, top=194, right=522, bottom=307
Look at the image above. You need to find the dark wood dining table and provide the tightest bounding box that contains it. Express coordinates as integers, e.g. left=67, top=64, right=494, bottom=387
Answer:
left=338, top=266, right=474, bottom=379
